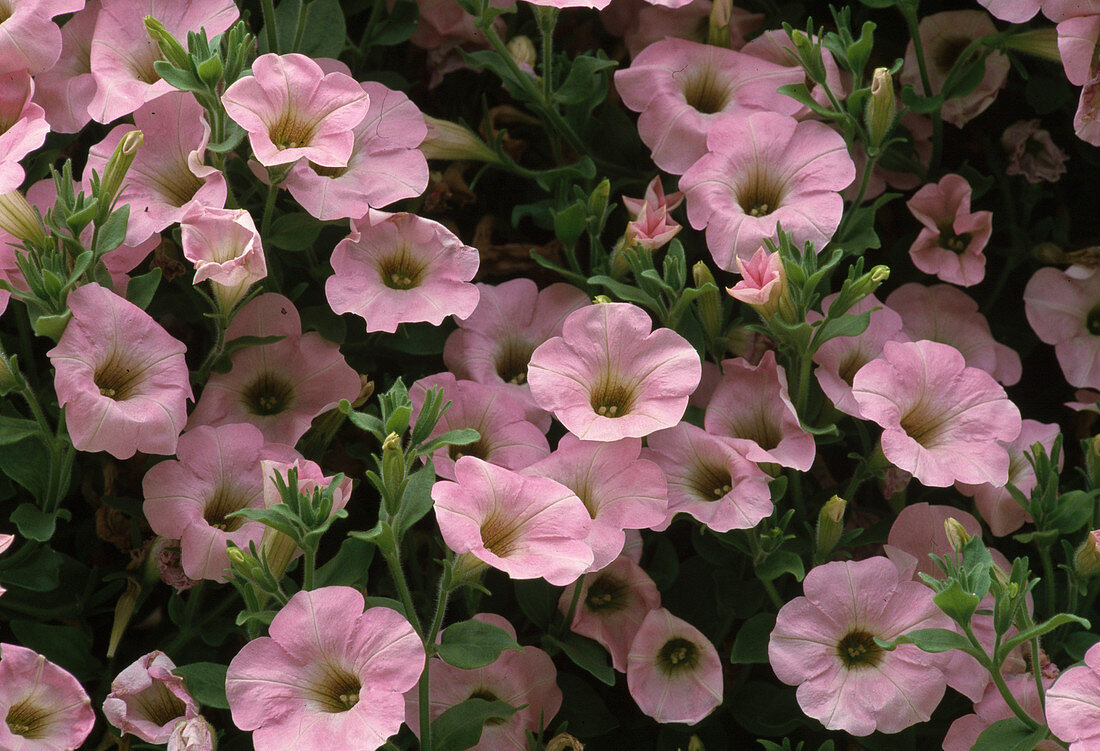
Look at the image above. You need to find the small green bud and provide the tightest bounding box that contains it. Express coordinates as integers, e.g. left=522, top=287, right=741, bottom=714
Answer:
left=107, top=577, right=142, bottom=658
left=0, top=190, right=46, bottom=249
left=687, top=736, right=706, bottom=751
left=589, top=177, right=611, bottom=221
left=944, top=517, right=972, bottom=552
left=506, top=35, right=537, bottom=71
left=97, top=130, right=143, bottom=224
left=865, top=67, right=896, bottom=150
left=816, top=495, right=846, bottom=557
left=1075, top=531, right=1100, bottom=578
left=381, top=432, right=406, bottom=512
left=0, top=350, right=22, bottom=396
left=420, top=116, right=500, bottom=163
left=144, top=17, right=192, bottom=71
left=593, top=295, right=613, bottom=304
left=1005, top=27, right=1061, bottom=63
left=692, top=261, right=724, bottom=342
left=196, top=53, right=224, bottom=88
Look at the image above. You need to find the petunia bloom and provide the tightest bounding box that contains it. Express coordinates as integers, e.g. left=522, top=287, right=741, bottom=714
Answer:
left=1024, top=265, right=1100, bottom=391
left=0, top=0, right=85, bottom=77
left=527, top=302, right=701, bottom=441
left=187, top=293, right=361, bottom=446
left=851, top=340, right=1022, bottom=487
left=627, top=608, right=722, bottom=724
left=103, top=651, right=199, bottom=744
left=0, top=71, right=50, bottom=195
left=180, top=205, right=266, bottom=314
left=0, top=642, right=96, bottom=750
left=226, top=587, right=424, bottom=751
left=48, top=283, right=192, bottom=459
left=1002, top=119, right=1069, bottom=183
left=325, top=210, right=479, bottom=333
left=622, top=176, right=683, bottom=250
left=222, top=53, right=370, bottom=168
left=32, top=1, right=99, bottom=133
left=768, top=557, right=953, bottom=736
left=431, top=456, right=593, bottom=586
left=680, top=111, right=855, bottom=271
left=906, top=174, right=992, bottom=287
left=1046, top=640, right=1100, bottom=749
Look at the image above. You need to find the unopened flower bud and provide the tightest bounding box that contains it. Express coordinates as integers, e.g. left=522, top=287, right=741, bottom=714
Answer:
left=688, top=736, right=706, bottom=751
left=707, top=0, right=732, bottom=47
left=788, top=29, right=827, bottom=84
left=0, top=190, right=46, bottom=249
left=1076, top=531, right=1100, bottom=578
left=1005, top=28, right=1061, bottom=63
left=352, top=376, right=374, bottom=408
left=692, top=261, right=724, bottom=342
left=865, top=68, right=896, bottom=150
left=593, top=295, right=612, bottom=304
left=816, top=495, right=846, bottom=556
left=145, top=16, right=192, bottom=71
left=381, top=431, right=405, bottom=510
left=420, top=116, right=501, bottom=164
left=107, top=577, right=142, bottom=658
left=0, top=349, right=23, bottom=397
left=546, top=733, right=584, bottom=751
left=169, top=715, right=216, bottom=751
left=944, top=517, right=972, bottom=552
left=507, top=35, right=537, bottom=73
left=98, top=130, right=144, bottom=223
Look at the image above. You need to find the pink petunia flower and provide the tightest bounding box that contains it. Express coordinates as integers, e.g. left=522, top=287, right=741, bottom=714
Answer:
left=89, top=0, right=238, bottom=123
left=168, top=716, right=215, bottom=751
left=811, top=292, right=907, bottom=418
left=978, top=0, right=1041, bottom=22
left=84, top=92, right=227, bottom=246
left=622, top=176, right=683, bottom=250
left=283, top=81, right=428, bottom=220
left=0, top=71, right=49, bottom=195
left=0, top=0, right=84, bottom=77
left=704, top=351, right=817, bottom=471
left=680, top=111, right=855, bottom=271
left=48, top=283, right=192, bottom=459
left=187, top=293, right=361, bottom=446
left=1047, top=641, right=1100, bottom=749
left=769, top=556, right=953, bottom=736
left=325, top=210, right=479, bottom=333
left=103, top=651, right=199, bottom=744
left=886, top=283, right=1021, bottom=386
left=883, top=502, right=985, bottom=583
left=559, top=556, right=661, bottom=672
left=956, top=420, right=1061, bottom=536
left=431, top=456, right=593, bottom=586
left=406, top=613, right=562, bottom=751
left=143, top=424, right=302, bottom=582
left=409, top=372, right=549, bottom=482
left=180, top=205, right=266, bottom=314
left=443, top=278, right=589, bottom=430
left=900, top=11, right=1010, bottom=129
left=626, top=608, right=722, bottom=724
left=645, top=421, right=772, bottom=533
left=1002, top=119, right=1069, bottom=183
left=1075, top=71, right=1100, bottom=146
left=615, top=39, right=803, bottom=174
left=32, top=0, right=99, bottom=134
left=906, top=173, right=992, bottom=287
left=1024, top=265, right=1100, bottom=391
left=226, top=587, right=424, bottom=751
left=728, top=246, right=787, bottom=316
left=851, top=339, right=1022, bottom=487
left=222, top=53, right=370, bottom=169
left=524, top=434, right=667, bottom=572
left=527, top=302, right=701, bottom=441
left=740, top=29, right=849, bottom=117
left=0, top=642, right=96, bottom=750
left=1056, top=12, right=1100, bottom=86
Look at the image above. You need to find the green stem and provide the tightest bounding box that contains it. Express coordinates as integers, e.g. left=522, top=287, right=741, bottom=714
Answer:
left=260, top=182, right=279, bottom=239
left=261, top=0, right=280, bottom=52
left=559, top=574, right=584, bottom=635
left=1038, top=544, right=1057, bottom=619
left=382, top=545, right=423, bottom=637
left=900, top=3, right=943, bottom=175
left=302, top=546, right=316, bottom=591
left=964, top=623, right=1044, bottom=732
left=418, top=580, right=451, bottom=751
left=1030, top=635, right=1047, bottom=711
left=291, top=0, right=308, bottom=52
left=760, top=577, right=784, bottom=610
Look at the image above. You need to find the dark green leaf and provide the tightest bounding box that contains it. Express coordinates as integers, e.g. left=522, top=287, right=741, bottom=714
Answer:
left=0, top=436, right=50, bottom=501
left=514, top=578, right=558, bottom=629
left=972, top=717, right=1049, bottom=751
left=431, top=698, right=518, bottom=751
left=396, top=464, right=437, bottom=538
left=438, top=619, right=522, bottom=669
left=554, top=53, right=617, bottom=108
left=174, top=662, right=230, bottom=710
left=315, top=537, right=375, bottom=588
left=0, top=416, right=41, bottom=446
left=549, top=633, right=614, bottom=686
left=756, top=550, right=805, bottom=583
left=420, top=428, right=481, bottom=455
left=369, top=0, right=418, bottom=46
left=267, top=212, right=323, bottom=251
left=879, top=627, right=974, bottom=654
left=125, top=268, right=162, bottom=310
left=730, top=613, right=776, bottom=664
left=95, top=206, right=130, bottom=254
left=10, top=621, right=100, bottom=680
left=0, top=544, right=62, bottom=591
left=10, top=503, right=66, bottom=542
left=554, top=672, right=619, bottom=736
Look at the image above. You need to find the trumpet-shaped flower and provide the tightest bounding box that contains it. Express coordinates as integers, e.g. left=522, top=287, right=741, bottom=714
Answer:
left=284, top=81, right=428, bottom=219
left=222, top=53, right=370, bottom=168
left=645, top=422, right=772, bottom=532
left=103, top=651, right=198, bottom=744
left=680, top=111, right=855, bottom=271
left=527, top=302, right=701, bottom=441
left=143, top=423, right=301, bottom=582
left=443, top=278, right=589, bottom=429
left=769, top=557, right=953, bottom=736
left=1002, top=119, right=1069, bottom=183
left=559, top=556, right=661, bottom=672
left=409, top=372, right=549, bottom=482
left=615, top=39, right=803, bottom=174
left=431, top=457, right=593, bottom=585
left=852, top=340, right=1022, bottom=487
left=1047, top=641, right=1100, bottom=749
left=525, top=434, right=667, bottom=571
left=0, top=642, right=95, bottom=750
left=1024, top=266, right=1100, bottom=391
left=32, top=1, right=99, bottom=133
left=906, top=173, right=992, bottom=287
left=48, top=283, right=192, bottom=459
left=622, top=176, right=683, bottom=250
left=704, top=351, right=816, bottom=470
left=0, top=71, right=49, bottom=195
left=226, top=587, right=424, bottom=751
left=627, top=608, right=722, bottom=724
left=326, top=210, right=479, bottom=333
left=85, top=92, right=227, bottom=246
left=0, top=0, right=85, bottom=77
left=187, top=294, right=361, bottom=446
left=89, top=0, right=238, bottom=123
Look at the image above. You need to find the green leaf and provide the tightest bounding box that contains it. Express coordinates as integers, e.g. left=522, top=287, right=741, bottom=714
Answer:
left=339, top=399, right=384, bottom=438
left=10, top=503, right=67, bottom=542
left=514, top=578, right=558, bottom=629
left=879, top=627, right=974, bottom=654
left=1046, top=490, right=1095, bottom=534
left=0, top=544, right=62, bottom=591
left=1001, top=613, right=1091, bottom=655
left=10, top=620, right=100, bottom=680
left=0, top=435, right=51, bottom=501
left=396, top=463, right=437, bottom=538
left=0, top=416, right=41, bottom=446
left=776, top=83, right=843, bottom=119
left=730, top=613, right=776, bottom=664
left=756, top=550, right=805, bottom=583
left=223, top=334, right=286, bottom=358
left=972, top=717, right=1048, bottom=751
left=431, top=698, right=518, bottom=751
left=125, top=267, right=161, bottom=310
left=267, top=212, right=323, bottom=251
left=587, top=274, right=661, bottom=309
left=548, top=633, right=614, bottom=686
left=368, top=0, right=418, bottom=46
left=554, top=202, right=587, bottom=247
left=554, top=53, right=617, bottom=108
left=153, top=61, right=205, bottom=93
left=206, top=121, right=246, bottom=153
left=174, top=662, right=230, bottom=710
left=933, top=581, right=981, bottom=625
left=810, top=310, right=871, bottom=350
left=315, top=536, right=375, bottom=588
left=438, top=619, right=522, bottom=669
left=899, top=84, right=944, bottom=114
left=419, top=428, right=481, bottom=455
left=261, top=0, right=347, bottom=57
left=555, top=672, right=619, bottom=736
left=95, top=206, right=130, bottom=254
